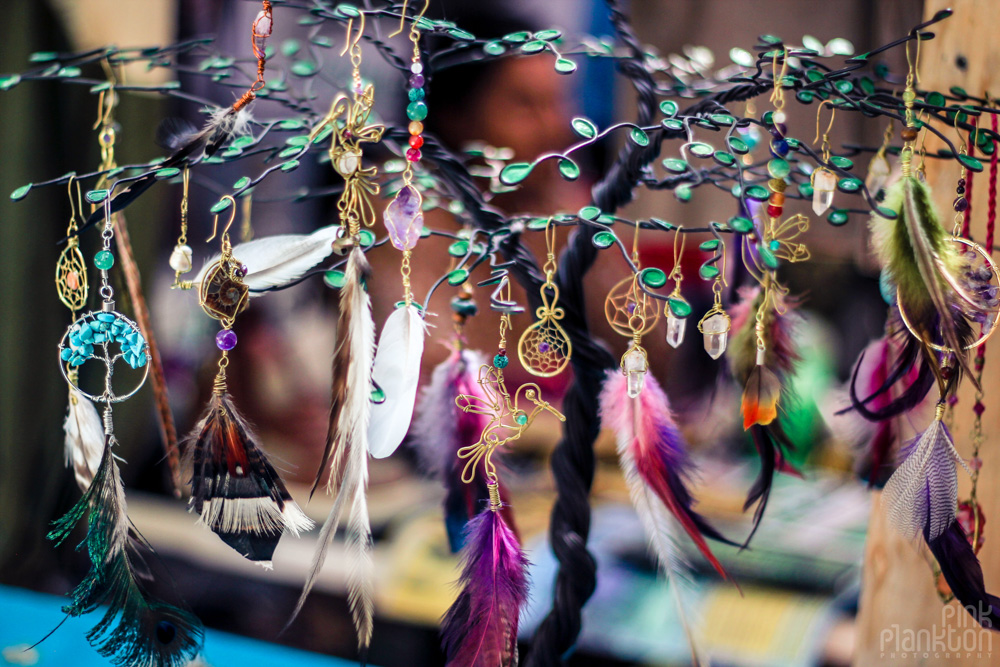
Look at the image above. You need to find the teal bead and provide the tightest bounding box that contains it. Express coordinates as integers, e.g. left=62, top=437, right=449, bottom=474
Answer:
left=407, top=87, right=425, bottom=102
left=406, top=101, right=428, bottom=121
left=60, top=347, right=73, bottom=361
left=769, top=240, right=780, bottom=250
left=767, top=158, right=791, bottom=179
left=97, top=313, right=115, bottom=322
left=515, top=413, right=528, bottom=425
left=493, top=354, right=509, bottom=369
left=94, top=250, right=115, bottom=270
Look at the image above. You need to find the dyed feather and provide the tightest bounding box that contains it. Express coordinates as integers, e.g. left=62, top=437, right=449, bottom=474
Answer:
left=882, top=418, right=970, bottom=541
left=78, top=108, right=254, bottom=238
left=369, top=304, right=427, bottom=459
left=64, top=388, right=104, bottom=492
left=440, top=506, right=529, bottom=667
left=292, top=245, right=375, bottom=649
left=927, top=520, right=1000, bottom=630
left=849, top=338, right=898, bottom=487
left=846, top=321, right=937, bottom=422
left=870, top=176, right=979, bottom=388
left=740, top=365, right=781, bottom=430
left=184, top=393, right=313, bottom=567
left=193, top=224, right=340, bottom=294
left=411, top=349, right=516, bottom=552
left=600, top=370, right=733, bottom=579
left=49, top=440, right=204, bottom=666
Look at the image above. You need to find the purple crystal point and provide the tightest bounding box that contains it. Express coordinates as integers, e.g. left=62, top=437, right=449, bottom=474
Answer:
left=384, top=185, right=423, bottom=251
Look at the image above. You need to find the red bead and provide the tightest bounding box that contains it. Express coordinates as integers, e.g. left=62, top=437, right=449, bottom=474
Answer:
left=767, top=204, right=782, bottom=218
left=406, top=147, right=422, bottom=162
left=409, top=135, right=424, bottom=149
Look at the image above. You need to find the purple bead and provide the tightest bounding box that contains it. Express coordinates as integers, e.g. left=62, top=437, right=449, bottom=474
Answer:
left=216, top=329, right=237, bottom=351
left=974, top=401, right=986, bottom=416
left=948, top=394, right=959, bottom=406
left=954, top=196, right=969, bottom=212
left=958, top=178, right=967, bottom=187
left=627, top=302, right=636, bottom=314
left=957, top=184, right=966, bottom=195
left=409, top=74, right=425, bottom=88
left=538, top=341, right=551, bottom=353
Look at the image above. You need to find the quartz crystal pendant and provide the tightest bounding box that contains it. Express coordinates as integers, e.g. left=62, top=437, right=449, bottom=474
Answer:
left=384, top=185, right=423, bottom=251
left=335, top=150, right=362, bottom=177
left=666, top=315, right=686, bottom=349
left=812, top=168, right=837, bottom=215
left=701, top=312, right=730, bottom=360
left=622, top=344, right=648, bottom=398
left=169, top=244, right=193, bottom=273
left=865, top=154, right=891, bottom=196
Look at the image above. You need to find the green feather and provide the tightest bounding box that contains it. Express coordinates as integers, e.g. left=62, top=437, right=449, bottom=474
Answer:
left=728, top=290, right=765, bottom=385
left=49, top=442, right=204, bottom=667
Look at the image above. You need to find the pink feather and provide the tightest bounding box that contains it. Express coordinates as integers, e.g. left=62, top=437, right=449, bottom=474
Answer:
left=440, top=505, right=528, bottom=667
left=600, top=371, right=733, bottom=579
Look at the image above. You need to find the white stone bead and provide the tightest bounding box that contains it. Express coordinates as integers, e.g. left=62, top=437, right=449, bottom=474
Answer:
left=169, top=244, right=193, bottom=273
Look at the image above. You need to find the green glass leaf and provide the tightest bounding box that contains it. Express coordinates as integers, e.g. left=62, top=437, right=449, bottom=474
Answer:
left=210, top=198, right=233, bottom=214
left=699, top=264, right=720, bottom=280
left=484, top=41, right=506, bottom=56
left=335, top=3, right=360, bottom=17
left=323, top=270, right=346, bottom=289
left=526, top=217, right=549, bottom=230
left=758, top=246, right=779, bottom=270
left=281, top=39, right=301, bottom=57
left=29, top=51, right=58, bottom=63
left=447, top=268, right=470, bottom=286
left=959, top=154, right=984, bottom=173
left=534, top=29, right=562, bottom=41
left=662, top=157, right=688, bottom=173
left=233, top=176, right=251, bottom=190
left=554, top=58, right=577, bottom=74
left=827, top=209, right=849, bottom=226
left=926, top=91, right=946, bottom=107
left=231, top=135, right=255, bottom=149
left=370, top=386, right=386, bottom=404
left=713, top=151, right=736, bottom=166
left=729, top=47, right=753, bottom=67
left=280, top=160, right=300, bottom=173
left=668, top=297, right=692, bottom=318
left=278, top=146, right=299, bottom=159
left=662, top=118, right=684, bottom=131
left=310, top=35, right=334, bottom=48
left=9, top=183, right=31, bottom=201
left=834, top=80, right=854, bottom=94
left=86, top=189, right=109, bottom=204
left=571, top=117, right=598, bottom=139
left=796, top=90, right=815, bottom=104
left=500, top=162, right=534, bottom=185
left=650, top=217, right=675, bottom=230
left=558, top=158, right=580, bottom=180
left=448, top=240, right=470, bottom=256
left=660, top=100, right=679, bottom=116
left=950, top=86, right=968, bottom=98
left=578, top=206, right=601, bottom=221
left=744, top=185, right=770, bottom=201
left=592, top=231, right=616, bottom=249
left=798, top=182, right=814, bottom=197
left=699, top=239, right=720, bottom=251
left=640, top=268, right=667, bottom=288
left=0, top=74, right=21, bottom=90
left=729, top=216, right=754, bottom=233
left=710, top=114, right=735, bottom=126
left=290, top=60, right=318, bottom=77
left=358, top=229, right=375, bottom=247
left=154, top=167, right=181, bottom=180
left=521, top=40, right=547, bottom=54
left=674, top=185, right=692, bottom=202
left=829, top=155, right=854, bottom=170
left=420, top=226, right=432, bottom=238
left=729, top=137, right=750, bottom=154
left=448, top=28, right=475, bottom=41
left=286, top=135, right=311, bottom=147
left=502, top=31, right=531, bottom=43
left=838, top=177, right=863, bottom=193
left=629, top=128, right=650, bottom=147
left=688, top=142, right=713, bottom=158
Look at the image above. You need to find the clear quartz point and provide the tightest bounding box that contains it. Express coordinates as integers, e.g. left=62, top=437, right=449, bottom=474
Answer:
left=865, top=155, right=891, bottom=196
left=812, top=169, right=837, bottom=215
left=701, top=313, right=729, bottom=359
left=622, top=345, right=648, bottom=398
left=666, top=315, right=686, bottom=349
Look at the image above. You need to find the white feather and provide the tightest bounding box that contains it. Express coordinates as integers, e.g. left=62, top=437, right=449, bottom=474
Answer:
left=64, top=389, right=105, bottom=492
left=194, top=224, right=341, bottom=293
left=615, top=404, right=706, bottom=665
left=368, top=305, right=427, bottom=458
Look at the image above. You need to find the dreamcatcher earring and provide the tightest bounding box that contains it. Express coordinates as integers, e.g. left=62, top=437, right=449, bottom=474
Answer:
left=369, top=0, right=431, bottom=461
left=59, top=177, right=103, bottom=493
left=184, top=196, right=312, bottom=567
left=443, top=280, right=564, bottom=666
left=292, top=12, right=384, bottom=652
left=518, top=218, right=571, bottom=376
left=605, top=220, right=660, bottom=397
left=51, top=195, right=204, bottom=666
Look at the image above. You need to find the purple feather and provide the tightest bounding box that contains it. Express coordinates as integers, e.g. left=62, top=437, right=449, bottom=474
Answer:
left=927, top=520, right=1000, bottom=630
left=440, top=506, right=529, bottom=667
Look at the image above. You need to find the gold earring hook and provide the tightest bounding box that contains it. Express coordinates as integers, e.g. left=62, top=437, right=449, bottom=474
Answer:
left=905, top=33, right=922, bottom=87
left=814, top=100, right=836, bottom=144
left=340, top=11, right=367, bottom=57
left=67, top=175, right=78, bottom=222
left=207, top=196, right=238, bottom=243
left=389, top=0, right=430, bottom=38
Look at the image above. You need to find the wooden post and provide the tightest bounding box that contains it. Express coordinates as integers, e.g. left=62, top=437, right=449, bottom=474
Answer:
left=855, top=1, right=1000, bottom=664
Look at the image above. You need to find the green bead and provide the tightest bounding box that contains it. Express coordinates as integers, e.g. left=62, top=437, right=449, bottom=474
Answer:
left=515, top=413, right=528, bottom=425
left=767, top=158, right=791, bottom=179
left=94, top=250, right=115, bottom=270
left=408, top=87, right=425, bottom=102
left=406, top=101, right=428, bottom=121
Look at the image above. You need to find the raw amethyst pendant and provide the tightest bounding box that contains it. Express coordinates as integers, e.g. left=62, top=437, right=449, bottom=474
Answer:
left=384, top=185, right=423, bottom=251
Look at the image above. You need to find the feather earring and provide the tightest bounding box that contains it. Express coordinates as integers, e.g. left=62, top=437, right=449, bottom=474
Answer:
left=185, top=197, right=312, bottom=566
left=53, top=197, right=204, bottom=665
left=599, top=370, right=733, bottom=579
left=290, top=44, right=385, bottom=651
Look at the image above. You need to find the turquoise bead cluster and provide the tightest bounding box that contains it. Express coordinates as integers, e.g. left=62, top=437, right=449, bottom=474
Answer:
left=61, top=312, right=148, bottom=369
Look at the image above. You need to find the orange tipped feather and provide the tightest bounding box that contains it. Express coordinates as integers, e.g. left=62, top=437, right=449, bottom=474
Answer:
left=741, top=365, right=780, bottom=430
